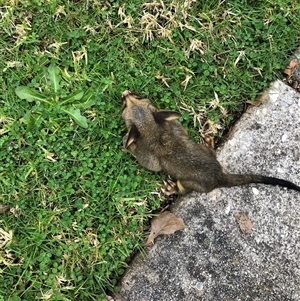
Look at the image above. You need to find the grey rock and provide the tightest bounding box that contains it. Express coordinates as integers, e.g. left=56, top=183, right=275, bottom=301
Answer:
left=120, top=80, right=300, bottom=301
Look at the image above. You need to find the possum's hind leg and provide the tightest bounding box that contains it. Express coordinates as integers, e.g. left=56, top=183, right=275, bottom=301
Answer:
left=162, top=178, right=212, bottom=195
left=162, top=180, right=178, bottom=195
left=178, top=179, right=210, bottom=194
left=162, top=179, right=207, bottom=195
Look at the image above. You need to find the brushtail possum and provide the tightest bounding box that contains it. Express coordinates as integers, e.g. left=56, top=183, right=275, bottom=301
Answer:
left=121, top=90, right=300, bottom=195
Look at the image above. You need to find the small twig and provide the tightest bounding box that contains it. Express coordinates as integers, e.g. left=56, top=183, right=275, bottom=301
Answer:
left=85, top=0, right=89, bottom=11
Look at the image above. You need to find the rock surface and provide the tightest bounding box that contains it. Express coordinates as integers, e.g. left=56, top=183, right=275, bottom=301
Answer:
left=120, top=80, right=300, bottom=301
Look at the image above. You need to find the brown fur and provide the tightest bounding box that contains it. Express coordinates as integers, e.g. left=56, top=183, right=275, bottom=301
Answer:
left=121, top=90, right=300, bottom=194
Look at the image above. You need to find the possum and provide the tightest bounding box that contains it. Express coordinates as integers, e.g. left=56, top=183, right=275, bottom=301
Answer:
left=121, top=90, right=300, bottom=195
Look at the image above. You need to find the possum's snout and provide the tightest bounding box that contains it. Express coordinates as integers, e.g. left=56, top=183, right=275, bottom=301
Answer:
left=122, top=90, right=131, bottom=98
left=122, top=90, right=131, bottom=111
left=121, top=90, right=154, bottom=119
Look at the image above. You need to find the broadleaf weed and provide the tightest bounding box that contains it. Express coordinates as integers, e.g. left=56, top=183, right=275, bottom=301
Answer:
left=15, top=64, right=91, bottom=129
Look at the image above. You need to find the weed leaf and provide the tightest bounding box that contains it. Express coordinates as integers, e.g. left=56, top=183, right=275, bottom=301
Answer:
left=47, top=64, right=61, bottom=93
left=22, top=111, right=43, bottom=132
left=72, top=91, right=95, bottom=109
left=61, top=90, right=84, bottom=105
left=15, top=86, right=46, bottom=102
left=62, top=107, right=88, bottom=128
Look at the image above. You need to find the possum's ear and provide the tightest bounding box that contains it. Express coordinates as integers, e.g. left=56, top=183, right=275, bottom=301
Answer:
left=123, top=125, right=141, bottom=148
left=152, top=111, right=181, bottom=124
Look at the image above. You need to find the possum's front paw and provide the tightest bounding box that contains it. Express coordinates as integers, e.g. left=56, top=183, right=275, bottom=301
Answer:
left=161, top=180, right=178, bottom=195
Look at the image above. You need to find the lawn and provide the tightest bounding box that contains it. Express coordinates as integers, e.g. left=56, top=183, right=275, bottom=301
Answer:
left=0, top=0, right=299, bottom=300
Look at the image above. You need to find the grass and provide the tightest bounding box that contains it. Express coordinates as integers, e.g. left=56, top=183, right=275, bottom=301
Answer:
left=0, top=0, right=299, bottom=299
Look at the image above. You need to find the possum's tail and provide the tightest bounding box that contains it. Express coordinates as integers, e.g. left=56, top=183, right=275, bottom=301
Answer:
left=219, top=174, right=300, bottom=192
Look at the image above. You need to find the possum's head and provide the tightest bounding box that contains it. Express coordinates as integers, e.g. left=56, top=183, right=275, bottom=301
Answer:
left=122, top=90, right=181, bottom=127
left=121, top=90, right=157, bottom=129
left=121, top=90, right=181, bottom=148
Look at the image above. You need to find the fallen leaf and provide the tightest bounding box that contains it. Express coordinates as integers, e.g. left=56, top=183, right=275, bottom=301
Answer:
left=0, top=203, right=10, bottom=214
left=234, top=212, right=253, bottom=235
left=145, top=211, right=185, bottom=246
left=283, top=59, right=298, bottom=78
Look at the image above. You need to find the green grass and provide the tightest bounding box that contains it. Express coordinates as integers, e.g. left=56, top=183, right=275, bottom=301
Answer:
left=0, top=0, right=299, bottom=299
